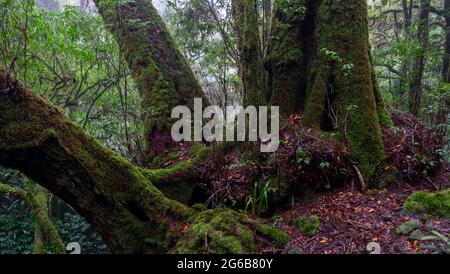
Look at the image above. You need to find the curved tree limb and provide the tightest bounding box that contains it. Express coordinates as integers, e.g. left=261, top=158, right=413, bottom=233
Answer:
left=0, top=181, right=65, bottom=253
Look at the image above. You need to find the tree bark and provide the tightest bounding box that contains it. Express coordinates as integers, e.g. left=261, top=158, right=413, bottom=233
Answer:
left=31, top=184, right=51, bottom=254
left=409, top=0, right=430, bottom=116
left=266, top=0, right=319, bottom=116
left=443, top=0, right=450, bottom=82
left=232, top=0, right=266, bottom=106
left=93, top=0, right=209, bottom=162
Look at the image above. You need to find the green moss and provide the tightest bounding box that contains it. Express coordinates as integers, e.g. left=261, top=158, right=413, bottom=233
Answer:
left=142, top=145, right=208, bottom=185
left=0, top=69, right=194, bottom=253
left=302, top=0, right=388, bottom=181
left=0, top=182, right=21, bottom=196
left=267, top=0, right=311, bottom=115
left=302, top=71, right=328, bottom=128
left=171, top=208, right=255, bottom=254
left=295, top=215, right=320, bottom=236
left=403, top=189, right=450, bottom=218
left=233, top=0, right=266, bottom=106
left=191, top=203, right=207, bottom=212
left=96, top=0, right=207, bottom=159
left=256, top=224, right=289, bottom=247
left=172, top=208, right=289, bottom=253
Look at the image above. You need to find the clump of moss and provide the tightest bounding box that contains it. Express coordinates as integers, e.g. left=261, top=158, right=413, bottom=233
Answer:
left=171, top=208, right=255, bottom=254
left=295, top=215, right=320, bottom=236
left=191, top=203, right=207, bottom=212
left=172, top=208, right=289, bottom=254
left=403, top=189, right=450, bottom=218
left=255, top=224, right=289, bottom=247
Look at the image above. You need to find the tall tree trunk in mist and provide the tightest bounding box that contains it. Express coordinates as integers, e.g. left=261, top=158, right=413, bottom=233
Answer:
left=409, top=0, right=430, bottom=116
left=232, top=0, right=267, bottom=106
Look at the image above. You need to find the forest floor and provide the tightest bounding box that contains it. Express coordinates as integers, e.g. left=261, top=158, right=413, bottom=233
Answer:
left=270, top=168, right=449, bottom=254
left=171, top=109, right=449, bottom=254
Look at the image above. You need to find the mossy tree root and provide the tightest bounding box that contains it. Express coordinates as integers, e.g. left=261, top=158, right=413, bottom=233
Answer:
left=141, top=144, right=209, bottom=204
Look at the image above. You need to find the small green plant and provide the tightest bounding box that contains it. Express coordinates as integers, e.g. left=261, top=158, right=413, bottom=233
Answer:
left=319, top=161, right=330, bottom=170
left=295, top=215, right=320, bottom=236
left=296, top=148, right=311, bottom=165
left=320, top=48, right=342, bottom=63
left=279, top=0, right=307, bottom=18
left=342, top=63, right=354, bottom=75
left=245, top=180, right=274, bottom=215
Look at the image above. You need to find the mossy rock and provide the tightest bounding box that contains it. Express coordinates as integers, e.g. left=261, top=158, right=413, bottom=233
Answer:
left=295, top=215, right=320, bottom=236
left=403, top=189, right=450, bottom=218
left=396, top=219, right=420, bottom=235
left=171, top=208, right=289, bottom=254
left=409, top=229, right=426, bottom=240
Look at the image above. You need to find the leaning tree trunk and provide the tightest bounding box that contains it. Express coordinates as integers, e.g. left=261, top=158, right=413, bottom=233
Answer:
left=94, top=0, right=209, bottom=163
left=93, top=0, right=212, bottom=204
left=267, top=0, right=391, bottom=180
left=0, top=69, right=190, bottom=253
left=0, top=69, right=287, bottom=254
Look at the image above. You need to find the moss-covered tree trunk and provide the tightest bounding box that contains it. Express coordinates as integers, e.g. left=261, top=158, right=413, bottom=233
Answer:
left=443, top=0, right=450, bottom=82
left=0, top=179, right=65, bottom=254
left=232, top=0, right=266, bottom=106
left=267, top=0, right=392, bottom=180
left=408, top=0, right=430, bottom=116
left=31, top=184, right=51, bottom=254
left=0, top=69, right=286, bottom=254
left=267, top=0, right=320, bottom=116
left=93, top=0, right=209, bottom=162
